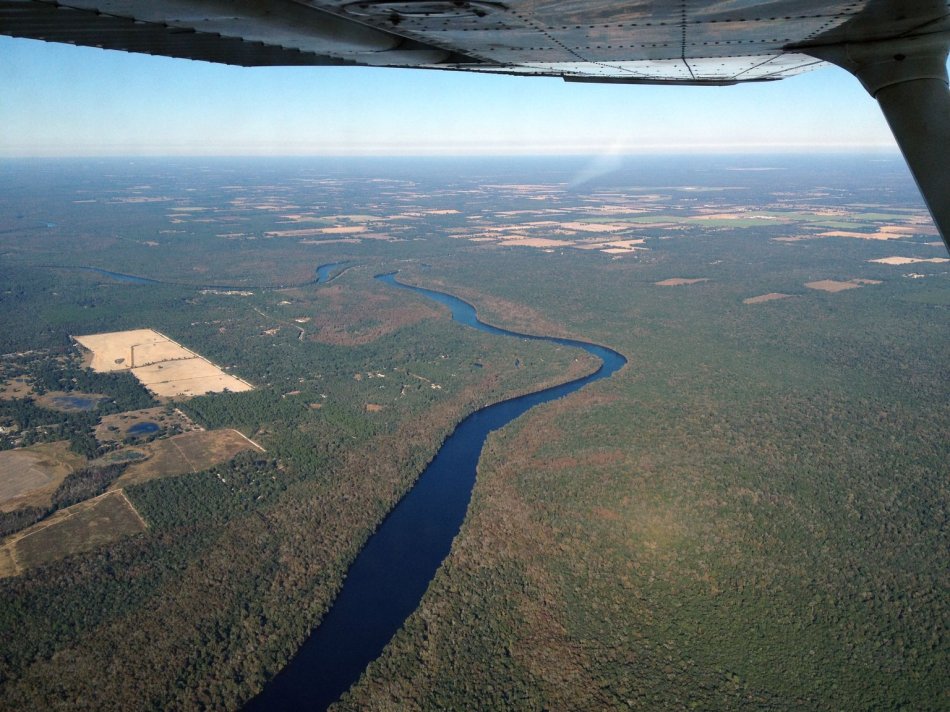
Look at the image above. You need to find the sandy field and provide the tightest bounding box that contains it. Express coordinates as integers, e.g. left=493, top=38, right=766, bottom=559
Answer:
left=74, top=329, right=253, bottom=398
left=869, top=256, right=949, bottom=265
left=818, top=230, right=904, bottom=240
left=75, top=329, right=177, bottom=372
left=656, top=278, right=709, bottom=286
left=133, top=359, right=252, bottom=397
left=497, top=237, right=566, bottom=247
left=743, top=293, right=793, bottom=304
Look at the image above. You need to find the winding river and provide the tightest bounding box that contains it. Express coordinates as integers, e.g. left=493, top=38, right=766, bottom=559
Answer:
left=246, top=272, right=626, bottom=710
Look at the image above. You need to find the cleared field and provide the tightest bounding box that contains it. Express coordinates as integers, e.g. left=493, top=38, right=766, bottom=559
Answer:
left=74, top=328, right=253, bottom=398
left=0, top=442, right=85, bottom=512
left=133, top=358, right=252, bottom=397
left=497, top=237, right=566, bottom=247
left=96, top=406, right=198, bottom=444
left=869, top=256, right=950, bottom=265
left=806, top=279, right=882, bottom=293
left=114, top=429, right=263, bottom=487
left=75, top=328, right=176, bottom=371
left=0, top=545, right=15, bottom=578
left=744, top=293, right=793, bottom=304
left=2, top=490, right=145, bottom=575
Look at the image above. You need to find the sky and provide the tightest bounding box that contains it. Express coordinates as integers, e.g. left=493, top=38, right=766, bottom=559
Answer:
left=0, top=34, right=918, bottom=157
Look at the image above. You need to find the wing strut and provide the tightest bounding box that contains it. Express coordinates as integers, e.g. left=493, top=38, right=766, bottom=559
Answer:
left=805, top=34, right=950, bottom=251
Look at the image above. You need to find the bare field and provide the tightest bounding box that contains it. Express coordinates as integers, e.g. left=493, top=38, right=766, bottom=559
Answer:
left=0, top=442, right=85, bottom=512
left=133, top=358, right=252, bottom=397
left=74, top=328, right=253, bottom=398
left=114, top=429, right=263, bottom=487
left=1, top=490, right=145, bottom=575
left=497, top=237, right=566, bottom=248
left=744, top=293, right=794, bottom=304
left=817, top=230, right=904, bottom=240
left=75, top=328, right=178, bottom=371
left=869, top=256, right=950, bottom=265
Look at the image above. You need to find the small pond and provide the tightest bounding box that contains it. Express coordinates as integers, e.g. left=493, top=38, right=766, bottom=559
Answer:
left=126, top=422, right=160, bottom=436
left=48, top=395, right=107, bottom=411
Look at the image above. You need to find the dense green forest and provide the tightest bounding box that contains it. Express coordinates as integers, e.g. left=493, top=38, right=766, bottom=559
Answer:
left=340, top=246, right=948, bottom=710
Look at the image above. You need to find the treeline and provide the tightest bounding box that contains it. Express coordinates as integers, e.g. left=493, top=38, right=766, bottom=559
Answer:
left=53, top=461, right=126, bottom=509
left=28, top=356, right=155, bottom=412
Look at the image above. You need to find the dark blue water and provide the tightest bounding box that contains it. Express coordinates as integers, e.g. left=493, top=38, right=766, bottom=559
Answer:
left=314, top=262, right=350, bottom=284
left=247, top=273, right=626, bottom=711
left=80, top=267, right=161, bottom=285
left=126, top=421, right=160, bottom=436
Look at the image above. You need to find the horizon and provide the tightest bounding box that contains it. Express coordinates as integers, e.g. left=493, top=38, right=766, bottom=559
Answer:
left=3, top=35, right=937, bottom=158
left=0, top=149, right=904, bottom=160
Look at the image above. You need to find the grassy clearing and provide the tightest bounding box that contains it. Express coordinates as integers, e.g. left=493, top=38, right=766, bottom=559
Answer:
left=4, top=490, right=145, bottom=573
left=95, top=406, right=196, bottom=444
left=114, top=429, right=262, bottom=487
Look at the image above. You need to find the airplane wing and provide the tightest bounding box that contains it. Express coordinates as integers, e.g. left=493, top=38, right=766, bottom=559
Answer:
left=2, top=1, right=948, bottom=247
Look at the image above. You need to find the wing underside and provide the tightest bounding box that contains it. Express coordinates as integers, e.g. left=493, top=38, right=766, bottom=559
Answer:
left=4, top=1, right=943, bottom=83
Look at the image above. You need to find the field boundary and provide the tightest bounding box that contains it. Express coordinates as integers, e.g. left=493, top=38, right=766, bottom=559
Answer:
left=230, top=428, right=266, bottom=453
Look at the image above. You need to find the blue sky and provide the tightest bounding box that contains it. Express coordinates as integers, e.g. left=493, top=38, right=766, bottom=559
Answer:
left=0, top=35, right=912, bottom=157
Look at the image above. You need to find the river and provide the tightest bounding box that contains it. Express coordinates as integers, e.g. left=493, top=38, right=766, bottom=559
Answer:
left=246, top=272, right=626, bottom=710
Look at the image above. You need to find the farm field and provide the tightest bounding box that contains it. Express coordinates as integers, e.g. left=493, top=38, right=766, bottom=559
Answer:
left=75, top=329, right=254, bottom=397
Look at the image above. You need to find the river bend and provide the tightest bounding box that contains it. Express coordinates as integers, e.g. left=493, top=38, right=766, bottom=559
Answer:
left=247, top=272, right=626, bottom=710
